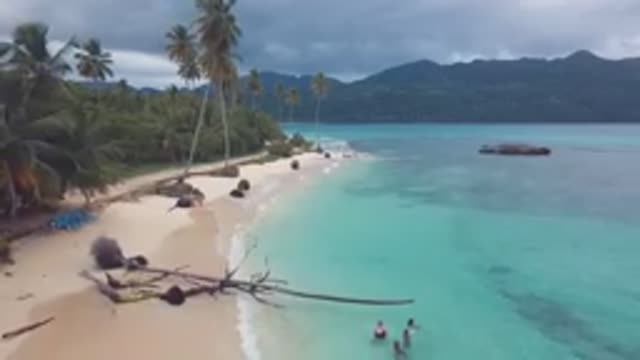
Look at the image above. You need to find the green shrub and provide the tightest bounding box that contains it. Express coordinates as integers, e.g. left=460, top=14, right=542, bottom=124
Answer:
left=267, top=141, right=293, bottom=158
left=289, top=133, right=312, bottom=149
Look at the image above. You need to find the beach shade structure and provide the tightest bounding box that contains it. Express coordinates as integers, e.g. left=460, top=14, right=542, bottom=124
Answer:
left=291, top=160, right=300, bottom=170
left=237, top=179, right=251, bottom=191
left=229, top=189, right=245, bottom=198
left=49, top=209, right=96, bottom=231
left=90, top=237, right=125, bottom=270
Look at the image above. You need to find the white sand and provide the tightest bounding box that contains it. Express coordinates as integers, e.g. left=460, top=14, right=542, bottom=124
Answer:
left=0, top=152, right=334, bottom=360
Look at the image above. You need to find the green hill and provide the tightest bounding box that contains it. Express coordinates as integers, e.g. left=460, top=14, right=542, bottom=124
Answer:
left=251, top=50, right=640, bottom=123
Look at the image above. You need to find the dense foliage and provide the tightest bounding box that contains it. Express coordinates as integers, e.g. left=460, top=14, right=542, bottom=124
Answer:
left=0, top=21, right=285, bottom=217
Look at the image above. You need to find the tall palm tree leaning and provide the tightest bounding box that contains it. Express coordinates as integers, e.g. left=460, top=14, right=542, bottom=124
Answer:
left=75, top=38, right=114, bottom=99
left=275, top=83, right=285, bottom=121
left=166, top=24, right=201, bottom=88
left=1, top=23, right=76, bottom=122
left=165, top=23, right=204, bottom=173
left=195, top=0, right=241, bottom=169
left=248, top=68, right=262, bottom=111
left=286, top=88, right=300, bottom=123
left=311, top=72, right=329, bottom=148
left=0, top=23, right=77, bottom=217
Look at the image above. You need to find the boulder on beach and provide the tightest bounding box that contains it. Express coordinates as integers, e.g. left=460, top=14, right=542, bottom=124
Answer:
left=479, top=144, right=551, bottom=156
left=290, top=160, right=300, bottom=170
left=237, top=179, right=251, bottom=191
left=90, top=236, right=125, bottom=270
left=229, top=189, right=245, bottom=198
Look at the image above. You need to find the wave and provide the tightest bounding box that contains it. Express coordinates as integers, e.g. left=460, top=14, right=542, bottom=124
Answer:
left=229, top=231, right=262, bottom=360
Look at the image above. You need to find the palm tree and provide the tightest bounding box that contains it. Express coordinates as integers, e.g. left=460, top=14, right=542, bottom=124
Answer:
left=166, top=23, right=204, bottom=173
left=165, top=25, right=196, bottom=65
left=195, top=0, right=242, bottom=168
left=311, top=72, right=329, bottom=147
left=275, top=83, right=285, bottom=121
left=32, top=98, right=123, bottom=204
left=1, top=23, right=76, bottom=121
left=0, top=23, right=76, bottom=216
left=248, top=68, right=262, bottom=111
left=177, top=53, right=201, bottom=88
left=74, top=38, right=114, bottom=98
left=286, top=88, right=300, bottom=123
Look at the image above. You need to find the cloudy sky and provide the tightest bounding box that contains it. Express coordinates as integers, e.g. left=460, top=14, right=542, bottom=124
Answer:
left=2, top=0, right=640, bottom=87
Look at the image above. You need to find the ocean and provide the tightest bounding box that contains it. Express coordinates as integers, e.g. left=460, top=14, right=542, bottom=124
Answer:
left=242, top=124, right=640, bottom=360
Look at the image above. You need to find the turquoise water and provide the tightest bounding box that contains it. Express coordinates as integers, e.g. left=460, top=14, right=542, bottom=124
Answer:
left=247, top=124, right=640, bottom=360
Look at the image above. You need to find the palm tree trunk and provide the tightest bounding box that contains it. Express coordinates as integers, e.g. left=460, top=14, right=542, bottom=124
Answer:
left=81, top=189, right=92, bottom=206
left=185, top=86, right=210, bottom=174
left=217, top=84, right=231, bottom=168
left=19, top=79, right=35, bottom=121
left=289, top=105, right=293, bottom=123
left=314, top=98, right=322, bottom=148
left=277, top=101, right=283, bottom=122
left=251, top=94, right=256, bottom=111
left=2, top=161, right=18, bottom=218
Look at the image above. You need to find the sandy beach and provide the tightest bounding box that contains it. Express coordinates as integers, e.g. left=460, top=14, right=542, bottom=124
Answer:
left=0, top=152, right=333, bottom=360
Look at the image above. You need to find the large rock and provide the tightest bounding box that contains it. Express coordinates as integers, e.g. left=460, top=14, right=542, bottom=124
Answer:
left=479, top=144, right=551, bottom=156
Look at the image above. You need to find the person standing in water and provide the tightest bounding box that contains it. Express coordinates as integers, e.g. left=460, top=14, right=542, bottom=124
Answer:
left=402, top=328, right=411, bottom=349
left=393, top=340, right=407, bottom=359
left=374, top=320, right=388, bottom=340
left=407, top=318, right=420, bottom=334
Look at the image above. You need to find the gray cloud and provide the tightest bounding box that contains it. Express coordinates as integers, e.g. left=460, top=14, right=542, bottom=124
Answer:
left=2, top=0, right=640, bottom=87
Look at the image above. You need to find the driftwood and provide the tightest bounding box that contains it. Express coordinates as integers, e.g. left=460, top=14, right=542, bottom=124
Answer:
left=137, top=266, right=414, bottom=306
left=82, top=239, right=414, bottom=309
left=2, top=317, right=55, bottom=341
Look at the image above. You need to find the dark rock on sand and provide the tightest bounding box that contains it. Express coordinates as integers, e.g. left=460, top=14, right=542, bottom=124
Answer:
left=291, top=160, right=300, bottom=170
left=479, top=144, right=551, bottom=156
left=161, top=286, right=186, bottom=306
left=90, top=237, right=125, bottom=270
left=237, top=179, right=251, bottom=191
left=229, top=189, right=245, bottom=198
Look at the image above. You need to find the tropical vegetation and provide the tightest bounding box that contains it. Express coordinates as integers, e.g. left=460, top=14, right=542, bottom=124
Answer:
left=0, top=13, right=287, bottom=219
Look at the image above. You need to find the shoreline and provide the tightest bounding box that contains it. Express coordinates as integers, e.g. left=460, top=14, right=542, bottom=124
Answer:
left=0, top=152, right=336, bottom=360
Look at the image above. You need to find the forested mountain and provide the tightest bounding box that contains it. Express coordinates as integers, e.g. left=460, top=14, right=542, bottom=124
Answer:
left=240, top=50, right=640, bottom=123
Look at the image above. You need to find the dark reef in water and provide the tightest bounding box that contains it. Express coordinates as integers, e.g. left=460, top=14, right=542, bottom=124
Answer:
left=487, top=265, right=513, bottom=276
left=479, top=144, right=552, bottom=156
left=500, top=290, right=639, bottom=360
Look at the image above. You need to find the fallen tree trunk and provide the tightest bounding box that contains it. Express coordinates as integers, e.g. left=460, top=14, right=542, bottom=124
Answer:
left=2, top=317, right=55, bottom=341
left=134, top=266, right=414, bottom=307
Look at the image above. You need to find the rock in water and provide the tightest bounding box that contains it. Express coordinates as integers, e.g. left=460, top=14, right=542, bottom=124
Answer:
left=90, top=237, right=125, bottom=270
left=479, top=144, right=551, bottom=156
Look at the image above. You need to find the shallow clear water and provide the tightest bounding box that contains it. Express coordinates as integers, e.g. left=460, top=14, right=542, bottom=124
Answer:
left=246, top=124, right=640, bottom=360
